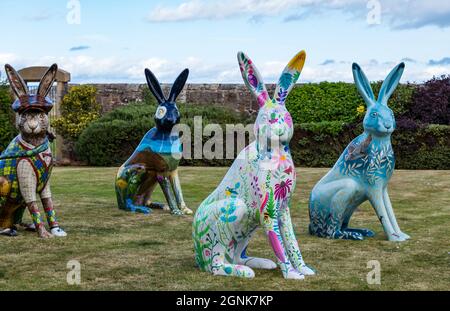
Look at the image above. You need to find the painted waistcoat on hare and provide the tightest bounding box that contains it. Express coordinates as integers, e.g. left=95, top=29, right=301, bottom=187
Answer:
left=308, top=62, right=411, bottom=242
left=115, top=68, right=193, bottom=216
left=193, top=51, right=315, bottom=280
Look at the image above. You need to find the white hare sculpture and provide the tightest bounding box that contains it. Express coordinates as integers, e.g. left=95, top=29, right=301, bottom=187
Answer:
left=192, top=51, right=315, bottom=279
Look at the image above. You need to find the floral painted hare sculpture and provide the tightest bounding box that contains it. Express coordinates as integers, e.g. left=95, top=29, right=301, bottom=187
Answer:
left=193, top=51, right=315, bottom=280
left=0, top=64, right=66, bottom=238
left=309, top=62, right=410, bottom=242
left=115, top=68, right=193, bottom=216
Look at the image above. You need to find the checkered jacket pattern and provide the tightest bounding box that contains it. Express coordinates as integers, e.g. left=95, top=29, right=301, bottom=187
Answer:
left=0, top=136, right=52, bottom=203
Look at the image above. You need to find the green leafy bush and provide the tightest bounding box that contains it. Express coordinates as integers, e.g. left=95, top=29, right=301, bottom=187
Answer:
left=393, top=124, right=450, bottom=169
left=0, top=80, right=17, bottom=152
left=76, top=102, right=254, bottom=166
left=286, top=82, right=415, bottom=124
left=290, top=122, right=450, bottom=169
left=53, top=85, right=100, bottom=141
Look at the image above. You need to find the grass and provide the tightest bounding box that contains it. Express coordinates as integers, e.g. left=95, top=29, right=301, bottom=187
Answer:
left=0, top=167, right=449, bottom=291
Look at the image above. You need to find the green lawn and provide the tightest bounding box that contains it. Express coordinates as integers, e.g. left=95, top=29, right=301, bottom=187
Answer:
left=0, top=167, right=449, bottom=291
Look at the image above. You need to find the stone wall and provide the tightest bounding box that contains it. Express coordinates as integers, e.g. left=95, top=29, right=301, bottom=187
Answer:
left=70, top=83, right=278, bottom=115
left=79, top=84, right=147, bottom=113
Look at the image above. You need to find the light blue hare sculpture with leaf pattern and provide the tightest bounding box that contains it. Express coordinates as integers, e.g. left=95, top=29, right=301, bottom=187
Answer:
left=308, top=62, right=411, bottom=242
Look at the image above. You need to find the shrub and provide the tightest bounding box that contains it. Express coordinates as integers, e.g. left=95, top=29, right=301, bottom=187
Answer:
left=393, top=124, right=450, bottom=169
left=370, top=81, right=415, bottom=116
left=75, top=80, right=449, bottom=169
left=291, top=122, right=361, bottom=167
left=286, top=82, right=415, bottom=124
left=406, top=75, right=450, bottom=125
left=76, top=102, right=254, bottom=166
left=290, top=122, right=450, bottom=169
left=53, top=85, right=100, bottom=141
left=286, top=82, right=363, bottom=124
left=0, top=79, right=16, bottom=152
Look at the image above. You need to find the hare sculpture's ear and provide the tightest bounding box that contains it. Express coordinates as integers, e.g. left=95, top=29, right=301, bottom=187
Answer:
left=237, top=51, right=270, bottom=107
left=4, top=64, right=28, bottom=99
left=352, top=63, right=375, bottom=107
left=168, top=69, right=189, bottom=102
left=37, top=64, right=58, bottom=97
left=378, top=62, right=405, bottom=106
left=274, top=50, right=306, bottom=105
left=145, top=68, right=166, bottom=104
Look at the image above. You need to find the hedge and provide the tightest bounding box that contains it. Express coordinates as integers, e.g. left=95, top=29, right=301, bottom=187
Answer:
left=291, top=123, right=450, bottom=170
left=72, top=76, right=450, bottom=169
left=76, top=102, right=255, bottom=166
left=76, top=102, right=449, bottom=169
left=285, top=81, right=415, bottom=124
left=0, top=81, right=16, bottom=153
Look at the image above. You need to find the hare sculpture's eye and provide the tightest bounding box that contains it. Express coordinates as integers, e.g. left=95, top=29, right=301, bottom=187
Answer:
left=155, top=106, right=167, bottom=119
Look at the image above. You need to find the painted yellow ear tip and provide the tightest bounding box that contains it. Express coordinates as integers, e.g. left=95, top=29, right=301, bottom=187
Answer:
left=288, top=50, right=306, bottom=71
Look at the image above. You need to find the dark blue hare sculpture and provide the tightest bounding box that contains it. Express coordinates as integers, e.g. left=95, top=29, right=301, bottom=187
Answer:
left=309, top=62, right=410, bottom=242
left=115, top=68, right=192, bottom=216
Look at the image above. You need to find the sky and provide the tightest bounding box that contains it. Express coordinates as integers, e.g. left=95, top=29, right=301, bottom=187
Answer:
left=0, top=0, right=449, bottom=84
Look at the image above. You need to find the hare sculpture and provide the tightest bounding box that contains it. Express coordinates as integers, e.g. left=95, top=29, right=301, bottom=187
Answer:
left=308, top=62, right=410, bottom=242
left=192, top=51, right=315, bottom=279
left=0, top=64, right=66, bottom=238
left=115, top=68, right=192, bottom=216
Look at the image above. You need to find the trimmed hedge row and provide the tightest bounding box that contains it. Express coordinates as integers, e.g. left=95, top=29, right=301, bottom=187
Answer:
left=291, top=122, right=450, bottom=170
left=285, top=81, right=415, bottom=124
left=76, top=102, right=255, bottom=166
left=76, top=102, right=450, bottom=169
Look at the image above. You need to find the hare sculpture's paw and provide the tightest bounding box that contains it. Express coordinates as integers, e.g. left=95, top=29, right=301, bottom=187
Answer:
left=170, top=208, right=184, bottom=216
left=180, top=205, right=193, bottom=215
left=388, top=232, right=408, bottom=242
left=238, top=257, right=277, bottom=270
left=213, top=264, right=255, bottom=279
left=398, top=231, right=411, bottom=240
left=51, top=227, right=67, bottom=237
left=148, top=202, right=170, bottom=211
left=299, top=264, right=316, bottom=276
left=334, top=230, right=364, bottom=241
left=343, top=227, right=375, bottom=238
left=0, top=228, right=17, bottom=237
left=125, top=199, right=152, bottom=214
left=284, top=268, right=305, bottom=280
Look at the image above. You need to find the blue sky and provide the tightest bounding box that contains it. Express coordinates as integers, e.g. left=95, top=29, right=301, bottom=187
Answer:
left=0, top=0, right=449, bottom=83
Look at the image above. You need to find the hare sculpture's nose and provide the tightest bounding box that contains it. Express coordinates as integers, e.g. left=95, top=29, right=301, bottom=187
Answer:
left=28, top=119, right=39, bottom=130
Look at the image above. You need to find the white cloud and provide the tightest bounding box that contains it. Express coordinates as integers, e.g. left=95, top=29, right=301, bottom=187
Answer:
left=0, top=53, right=447, bottom=84
left=423, top=65, right=450, bottom=78
left=0, top=53, right=18, bottom=65
left=146, top=0, right=450, bottom=29
left=147, top=0, right=350, bottom=22
left=378, top=1, right=450, bottom=29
